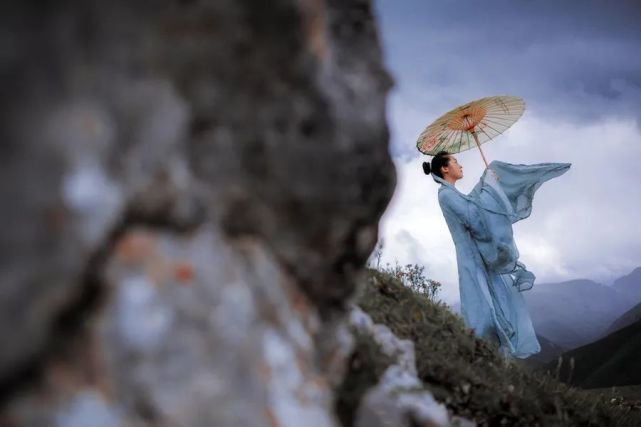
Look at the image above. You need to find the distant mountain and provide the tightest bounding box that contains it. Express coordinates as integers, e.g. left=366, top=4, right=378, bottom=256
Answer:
left=543, top=319, right=641, bottom=388
left=612, top=267, right=641, bottom=301
left=524, top=279, right=636, bottom=349
left=607, top=302, right=641, bottom=334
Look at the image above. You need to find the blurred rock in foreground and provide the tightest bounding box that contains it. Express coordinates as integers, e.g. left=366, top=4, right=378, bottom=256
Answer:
left=0, top=0, right=396, bottom=425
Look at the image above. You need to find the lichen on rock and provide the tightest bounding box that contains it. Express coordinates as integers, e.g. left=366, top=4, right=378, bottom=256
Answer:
left=0, top=0, right=395, bottom=425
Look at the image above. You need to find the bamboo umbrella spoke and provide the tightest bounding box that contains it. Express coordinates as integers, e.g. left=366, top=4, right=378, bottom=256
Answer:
left=416, top=95, right=525, bottom=170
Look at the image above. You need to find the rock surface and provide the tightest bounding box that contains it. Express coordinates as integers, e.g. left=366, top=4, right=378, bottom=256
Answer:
left=348, top=306, right=472, bottom=427
left=0, top=0, right=395, bottom=425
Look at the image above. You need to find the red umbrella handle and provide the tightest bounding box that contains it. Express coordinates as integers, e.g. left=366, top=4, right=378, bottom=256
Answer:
left=470, top=130, right=498, bottom=180
left=470, top=130, right=489, bottom=168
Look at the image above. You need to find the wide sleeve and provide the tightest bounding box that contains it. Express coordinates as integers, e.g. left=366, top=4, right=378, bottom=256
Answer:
left=485, top=161, right=572, bottom=223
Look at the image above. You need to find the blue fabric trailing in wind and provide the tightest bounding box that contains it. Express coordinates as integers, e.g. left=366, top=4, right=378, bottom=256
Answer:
left=433, top=160, right=571, bottom=358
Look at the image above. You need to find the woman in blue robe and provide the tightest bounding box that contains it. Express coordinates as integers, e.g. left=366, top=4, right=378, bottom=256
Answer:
left=423, top=151, right=571, bottom=358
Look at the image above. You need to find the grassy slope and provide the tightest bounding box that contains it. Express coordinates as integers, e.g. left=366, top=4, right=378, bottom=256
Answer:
left=345, top=269, right=641, bottom=426
left=587, top=386, right=641, bottom=403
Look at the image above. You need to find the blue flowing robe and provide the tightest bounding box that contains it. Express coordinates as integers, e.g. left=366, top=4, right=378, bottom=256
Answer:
left=434, top=160, right=571, bottom=358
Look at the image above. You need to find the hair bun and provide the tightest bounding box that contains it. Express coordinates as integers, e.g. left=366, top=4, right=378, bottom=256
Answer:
left=422, top=161, right=431, bottom=175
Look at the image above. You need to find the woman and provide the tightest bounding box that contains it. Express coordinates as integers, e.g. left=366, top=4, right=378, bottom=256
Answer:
left=423, top=151, right=571, bottom=358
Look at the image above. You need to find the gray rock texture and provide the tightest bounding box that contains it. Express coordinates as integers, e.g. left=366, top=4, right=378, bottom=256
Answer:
left=348, top=306, right=468, bottom=427
left=1, top=0, right=397, bottom=425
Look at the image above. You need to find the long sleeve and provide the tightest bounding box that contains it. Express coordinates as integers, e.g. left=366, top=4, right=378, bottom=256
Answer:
left=483, top=161, right=572, bottom=223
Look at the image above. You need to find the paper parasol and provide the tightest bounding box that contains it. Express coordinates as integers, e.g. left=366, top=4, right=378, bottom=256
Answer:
left=416, top=95, right=525, bottom=168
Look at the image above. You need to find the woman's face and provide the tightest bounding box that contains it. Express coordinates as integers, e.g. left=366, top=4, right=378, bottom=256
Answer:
left=443, top=156, right=464, bottom=180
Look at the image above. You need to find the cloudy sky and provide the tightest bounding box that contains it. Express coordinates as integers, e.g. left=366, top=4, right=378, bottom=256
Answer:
left=371, top=0, right=641, bottom=305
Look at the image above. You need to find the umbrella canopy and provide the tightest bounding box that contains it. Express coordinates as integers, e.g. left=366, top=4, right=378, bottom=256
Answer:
left=416, top=95, right=525, bottom=167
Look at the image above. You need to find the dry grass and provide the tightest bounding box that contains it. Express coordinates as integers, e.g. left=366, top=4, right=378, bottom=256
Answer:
left=338, top=268, right=641, bottom=427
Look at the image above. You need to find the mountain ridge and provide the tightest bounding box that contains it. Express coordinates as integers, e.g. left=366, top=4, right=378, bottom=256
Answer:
left=543, top=318, right=641, bottom=389
left=523, top=274, right=640, bottom=349
left=611, top=266, right=641, bottom=300
left=607, top=301, right=641, bottom=334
